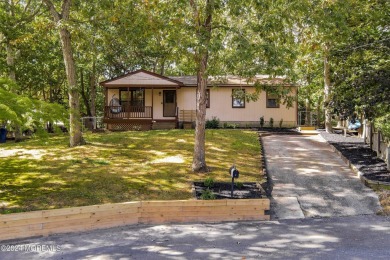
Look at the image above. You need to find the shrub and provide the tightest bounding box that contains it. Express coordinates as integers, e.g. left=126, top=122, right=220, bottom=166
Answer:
left=279, top=119, right=283, bottom=128
left=201, top=188, right=216, bottom=200
left=206, top=117, right=220, bottom=129
left=269, top=118, right=274, bottom=128
left=225, top=123, right=238, bottom=129
left=260, top=116, right=264, bottom=128
left=235, top=182, right=244, bottom=189
left=204, top=177, right=215, bottom=188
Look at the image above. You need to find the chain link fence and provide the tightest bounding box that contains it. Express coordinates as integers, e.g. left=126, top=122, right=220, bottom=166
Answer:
left=81, top=117, right=104, bottom=132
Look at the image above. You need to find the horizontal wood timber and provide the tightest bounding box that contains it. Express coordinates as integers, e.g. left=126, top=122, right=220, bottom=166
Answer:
left=0, top=199, right=269, bottom=241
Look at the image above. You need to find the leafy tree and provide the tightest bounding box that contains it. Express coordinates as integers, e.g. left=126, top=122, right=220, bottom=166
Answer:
left=0, top=0, right=42, bottom=81
left=184, top=0, right=300, bottom=172
left=0, top=77, right=67, bottom=134
left=294, top=0, right=367, bottom=132
left=329, top=0, right=389, bottom=138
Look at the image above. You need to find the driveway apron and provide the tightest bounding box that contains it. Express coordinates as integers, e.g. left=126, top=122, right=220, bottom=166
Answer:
left=262, top=134, right=381, bottom=219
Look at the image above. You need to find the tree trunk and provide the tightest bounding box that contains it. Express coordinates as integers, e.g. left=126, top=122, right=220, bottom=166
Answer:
left=336, top=116, right=344, bottom=128
left=6, top=41, right=22, bottom=140
left=192, top=55, right=209, bottom=172
left=14, top=125, right=22, bottom=142
left=160, top=59, right=165, bottom=76
left=369, top=123, right=373, bottom=150
left=80, top=69, right=92, bottom=116
left=323, top=44, right=333, bottom=133
left=6, top=42, right=16, bottom=81
left=316, top=97, right=323, bottom=128
left=89, top=61, right=96, bottom=117
left=43, top=0, right=84, bottom=146
left=5, top=1, right=15, bottom=81
left=305, top=98, right=311, bottom=126
left=59, top=27, right=84, bottom=146
left=190, top=0, right=213, bottom=173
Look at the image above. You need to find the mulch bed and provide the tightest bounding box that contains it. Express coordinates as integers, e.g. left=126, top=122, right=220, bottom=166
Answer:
left=320, top=131, right=390, bottom=183
left=193, top=182, right=264, bottom=199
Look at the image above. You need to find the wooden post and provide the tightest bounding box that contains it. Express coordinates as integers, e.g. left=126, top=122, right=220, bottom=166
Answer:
left=151, top=88, right=154, bottom=119
left=127, top=87, right=130, bottom=118
left=104, top=88, right=108, bottom=107
left=362, top=119, right=367, bottom=142
left=370, top=123, right=373, bottom=150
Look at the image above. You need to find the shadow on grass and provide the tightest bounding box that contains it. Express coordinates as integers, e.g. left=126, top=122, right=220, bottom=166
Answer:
left=0, top=130, right=263, bottom=213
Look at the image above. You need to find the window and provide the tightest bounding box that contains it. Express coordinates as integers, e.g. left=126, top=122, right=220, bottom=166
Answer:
left=206, top=89, right=210, bottom=108
left=120, top=88, right=145, bottom=107
left=232, top=89, right=245, bottom=108
left=266, top=92, right=280, bottom=108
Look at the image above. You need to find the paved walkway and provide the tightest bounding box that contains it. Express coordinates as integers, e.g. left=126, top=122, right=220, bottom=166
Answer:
left=262, top=134, right=381, bottom=219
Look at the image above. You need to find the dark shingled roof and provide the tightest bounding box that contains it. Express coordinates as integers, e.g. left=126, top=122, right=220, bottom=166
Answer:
left=99, top=69, right=295, bottom=87
left=167, top=75, right=292, bottom=87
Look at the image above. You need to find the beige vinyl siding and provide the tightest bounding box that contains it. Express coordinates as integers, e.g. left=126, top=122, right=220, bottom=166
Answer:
left=177, top=87, right=296, bottom=125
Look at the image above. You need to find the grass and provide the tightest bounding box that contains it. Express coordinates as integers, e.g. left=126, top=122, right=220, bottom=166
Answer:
left=0, top=129, right=262, bottom=213
left=368, top=184, right=390, bottom=216
left=379, top=190, right=390, bottom=215
left=371, top=185, right=390, bottom=216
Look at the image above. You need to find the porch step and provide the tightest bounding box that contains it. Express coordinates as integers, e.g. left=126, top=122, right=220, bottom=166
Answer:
left=298, top=126, right=316, bottom=131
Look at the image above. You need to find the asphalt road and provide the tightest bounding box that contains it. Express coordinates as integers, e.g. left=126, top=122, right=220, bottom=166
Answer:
left=0, top=215, right=389, bottom=259
left=262, top=134, right=382, bottom=219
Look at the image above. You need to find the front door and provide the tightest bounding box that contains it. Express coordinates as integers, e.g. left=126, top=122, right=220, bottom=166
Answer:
left=163, top=90, right=176, bottom=117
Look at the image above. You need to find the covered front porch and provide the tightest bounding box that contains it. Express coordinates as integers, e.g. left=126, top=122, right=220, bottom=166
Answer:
left=100, top=70, right=183, bottom=131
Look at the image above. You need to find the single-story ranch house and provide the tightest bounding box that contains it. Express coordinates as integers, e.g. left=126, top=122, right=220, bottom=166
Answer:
left=100, top=69, right=298, bottom=130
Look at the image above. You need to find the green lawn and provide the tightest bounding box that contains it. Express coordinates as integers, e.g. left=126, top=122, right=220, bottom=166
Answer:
left=0, top=129, right=263, bottom=213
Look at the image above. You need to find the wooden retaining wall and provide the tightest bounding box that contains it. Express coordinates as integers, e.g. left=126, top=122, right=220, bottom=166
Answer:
left=0, top=199, right=270, bottom=241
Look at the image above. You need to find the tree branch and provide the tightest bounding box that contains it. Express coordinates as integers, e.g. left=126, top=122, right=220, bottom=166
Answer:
left=61, top=0, right=71, bottom=20
left=16, top=3, right=44, bottom=29
left=42, top=0, right=61, bottom=22
left=189, top=0, right=200, bottom=30
left=23, top=0, right=32, bottom=13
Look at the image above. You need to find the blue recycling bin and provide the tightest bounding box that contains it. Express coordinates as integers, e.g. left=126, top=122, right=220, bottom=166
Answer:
left=0, top=128, right=7, bottom=143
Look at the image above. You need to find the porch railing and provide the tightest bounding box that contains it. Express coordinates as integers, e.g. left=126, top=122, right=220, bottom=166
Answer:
left=104, top=106, right=152, bottom=119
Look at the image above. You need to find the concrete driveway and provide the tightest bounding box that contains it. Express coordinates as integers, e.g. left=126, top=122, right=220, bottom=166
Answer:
left=262, top=134, right=382, bottom=219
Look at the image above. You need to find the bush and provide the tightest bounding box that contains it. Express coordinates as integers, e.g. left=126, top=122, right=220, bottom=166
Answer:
left=206, top=117, right=220, bottom=129
left=201, top=188, right=216, bottom=200
left=279, top=119, right=283, bottom=128
left=260, top=116, right=264, bottom=128
left=269, top=118, right=274, bottom=128
left=224, top=123, right=238, bottom=129
left=204, top=177, right=215, bottom=188
left=235, top=182, right=244, bottom=189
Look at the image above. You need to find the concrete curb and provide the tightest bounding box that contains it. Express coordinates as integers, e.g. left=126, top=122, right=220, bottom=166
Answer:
left=318, top=135, right=390, bottom=187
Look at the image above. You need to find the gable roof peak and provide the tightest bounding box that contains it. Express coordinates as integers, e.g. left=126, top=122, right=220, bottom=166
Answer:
left=100, top=69, right=184, bottom=87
